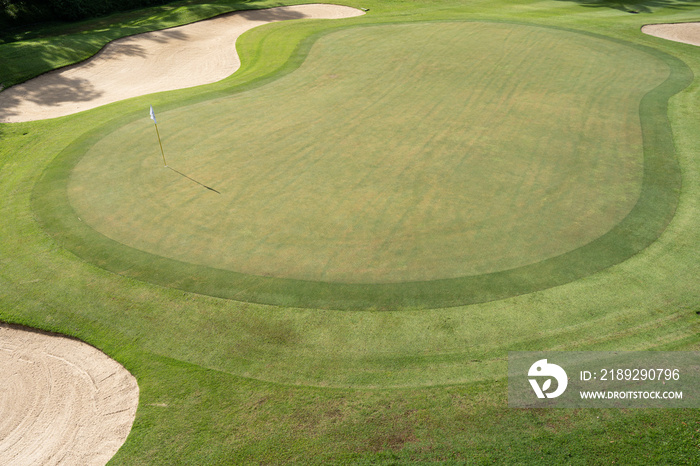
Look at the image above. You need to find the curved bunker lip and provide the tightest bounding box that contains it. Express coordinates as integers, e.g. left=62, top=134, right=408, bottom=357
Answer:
left=0, top=323, right=139, bottom=465
left=642, top=22, right=700, bottom=47
left=0, top=4, right=365, bottom=123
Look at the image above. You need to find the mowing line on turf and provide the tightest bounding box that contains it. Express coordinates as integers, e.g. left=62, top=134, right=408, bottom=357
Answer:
left=36, top=21, right=690, bottom=309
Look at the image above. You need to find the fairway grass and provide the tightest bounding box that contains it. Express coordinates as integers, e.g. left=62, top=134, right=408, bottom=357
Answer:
left=2, top=0, right=700, bottom=463
left=37, top=21, right=689, bottom=309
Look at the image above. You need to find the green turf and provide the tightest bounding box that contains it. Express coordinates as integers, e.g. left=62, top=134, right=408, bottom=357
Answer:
left=35, top=20, right=690, bottom=309
left=2, top=0, right=700, bottom=464
left=69, top=22, right=660, bottom=282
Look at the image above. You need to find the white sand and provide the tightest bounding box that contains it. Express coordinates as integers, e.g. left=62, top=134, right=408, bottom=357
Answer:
left=0, top=4, right=364, bottom=123
left=642, top=22, right=700, bottom=47
left=0, top=323, right=139, bottom=465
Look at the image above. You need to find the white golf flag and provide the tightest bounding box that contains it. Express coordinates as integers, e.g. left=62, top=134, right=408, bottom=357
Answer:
left=149, top=105, right=157, bottom=124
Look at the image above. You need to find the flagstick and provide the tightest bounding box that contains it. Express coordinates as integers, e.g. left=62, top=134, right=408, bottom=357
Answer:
left=150, top=105, right=167, bottom=167
left=154, top=122, right=167, bottom=167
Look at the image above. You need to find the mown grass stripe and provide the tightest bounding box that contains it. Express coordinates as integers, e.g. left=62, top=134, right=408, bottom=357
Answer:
left=33, top=21, right=691, bottom=310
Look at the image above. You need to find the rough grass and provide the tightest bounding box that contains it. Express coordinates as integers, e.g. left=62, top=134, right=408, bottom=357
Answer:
left=1, top=0, right=700, bottom=464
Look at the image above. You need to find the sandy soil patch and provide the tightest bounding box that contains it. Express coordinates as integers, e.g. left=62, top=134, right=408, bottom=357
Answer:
left=0, top=323, right=139, bottom=465
left=642, top=22, right=700, bottom=47
left=0, top=4, right=364, bottom=123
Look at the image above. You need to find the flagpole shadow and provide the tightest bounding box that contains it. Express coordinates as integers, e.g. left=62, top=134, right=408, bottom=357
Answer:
left=166, top=166, right=221, bottom=194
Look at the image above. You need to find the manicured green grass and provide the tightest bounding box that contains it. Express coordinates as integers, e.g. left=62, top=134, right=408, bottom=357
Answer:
left=34, top=19, right=692, bottom=309
left=1, top=0, right=700, bottom=463
left=65, top=22, right=663, bottom=282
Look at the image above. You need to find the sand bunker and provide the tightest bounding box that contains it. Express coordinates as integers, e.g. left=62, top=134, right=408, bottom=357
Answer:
left=0, top=4, right=364, bottom=123
left=0, top=323, right=138, bottom=465
left=642, top=22, right=700, bottom=47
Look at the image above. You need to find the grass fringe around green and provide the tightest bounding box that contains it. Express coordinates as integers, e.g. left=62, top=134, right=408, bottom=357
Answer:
left=32, top=22, right=692, bottom=310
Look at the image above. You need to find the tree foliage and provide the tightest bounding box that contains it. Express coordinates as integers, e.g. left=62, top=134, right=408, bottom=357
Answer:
left=2, top=0, right=170, bottom=25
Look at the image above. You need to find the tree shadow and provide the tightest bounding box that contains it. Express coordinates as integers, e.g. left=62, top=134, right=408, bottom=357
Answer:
left=557, top=0, right=700, bottom=13
left=0, top=27, right=191, bottom=121
left=87, top=41, right=148, bottom=63
left=0, top=2, right=307, bottom=121
left=86, top=28, right=190, bottom=64
left=237, top=6, right=308, bottom=22
left=0, top=75, right=103, bottom=121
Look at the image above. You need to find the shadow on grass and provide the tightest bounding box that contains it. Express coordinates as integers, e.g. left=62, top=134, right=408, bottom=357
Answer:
left=0, top=1, right=282, bottom=44
left=558, top=0, right=699, bottom=13
left=0, top=0, right=270, bottom=88
left=167, top=166, right=220, bottom=194
left=0, top=1, right=306, bottom=120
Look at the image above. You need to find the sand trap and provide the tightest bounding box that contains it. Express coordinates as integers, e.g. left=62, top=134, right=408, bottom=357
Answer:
left=0, top=323, right=138, bottom=465
left=642, top=22, right=700, bottom=47
left=0, top=4, right=364, bottom=123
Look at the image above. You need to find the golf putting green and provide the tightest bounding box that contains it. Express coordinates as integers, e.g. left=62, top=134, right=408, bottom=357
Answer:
left=39, top=21, right=687, bottom=309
